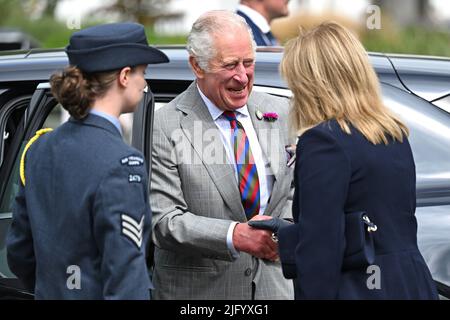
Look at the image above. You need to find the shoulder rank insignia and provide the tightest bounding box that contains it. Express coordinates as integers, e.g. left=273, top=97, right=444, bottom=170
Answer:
left=20, top=128, right=53, bottom=186
left=121, top=214, right=144, bottom=249
left=120, top=155, right=144, bottom=166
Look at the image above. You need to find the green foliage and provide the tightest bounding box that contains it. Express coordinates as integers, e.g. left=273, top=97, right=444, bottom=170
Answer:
left=144, top=27, right=187, bottom=45
left=362, top=26, right=450, bottom=58
left=1, top=16, right=186, bottom=48
left=0, top=0, right=186, bottom=48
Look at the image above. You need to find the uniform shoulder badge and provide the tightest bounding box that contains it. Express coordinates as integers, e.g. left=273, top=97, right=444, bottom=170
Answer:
left=120, top=155, right=144, bottom=167
left=20, top=128, right=53, bottom=186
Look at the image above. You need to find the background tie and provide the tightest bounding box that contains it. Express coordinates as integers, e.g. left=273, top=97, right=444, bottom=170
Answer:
left=222, top=111, right=260, bottom=219
left=265, top=31, right=278, bottom=46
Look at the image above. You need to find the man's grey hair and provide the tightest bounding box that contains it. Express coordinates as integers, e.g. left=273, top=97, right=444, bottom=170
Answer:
left=187, top=10, right=257, bottom=71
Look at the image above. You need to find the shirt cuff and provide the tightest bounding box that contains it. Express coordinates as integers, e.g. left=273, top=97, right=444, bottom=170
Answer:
left=227, top=221, right=240, bottom=259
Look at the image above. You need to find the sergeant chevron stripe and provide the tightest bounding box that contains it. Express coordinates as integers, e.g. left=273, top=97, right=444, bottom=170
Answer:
left=121, top=214, right=144, bottom=248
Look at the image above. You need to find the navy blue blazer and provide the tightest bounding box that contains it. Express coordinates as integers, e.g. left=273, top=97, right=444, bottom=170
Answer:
left=236, top=10, right=277, bottom=46
left=7, top=114, right=152, bottom=299
left=278, top=120, right=438, bottom=299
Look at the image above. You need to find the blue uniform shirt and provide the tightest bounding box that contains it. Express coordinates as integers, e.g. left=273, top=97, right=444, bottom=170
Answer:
left=89, top=109, right=122, bottom=136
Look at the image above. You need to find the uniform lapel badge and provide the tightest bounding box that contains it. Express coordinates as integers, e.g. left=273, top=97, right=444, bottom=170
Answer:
left=255, top=109, right=264, bottom=120
left=121, top=214, right=144, bottom=249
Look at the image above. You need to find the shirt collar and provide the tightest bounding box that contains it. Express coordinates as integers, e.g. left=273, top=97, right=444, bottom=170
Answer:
left=89, top=109, right=122, bottom=135
left=237, top=4, right=271, bottom=34
left=196, top=84, right=249, bottom=121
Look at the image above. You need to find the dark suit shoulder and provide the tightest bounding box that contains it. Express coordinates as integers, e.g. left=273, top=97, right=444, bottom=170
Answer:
left=28, top=120, right=146, bottom=179
left=300, top=120, right=343, bottom=144
left=236, top=10, right=266, bottom=46
left=302, top=119, right=367, bottom=148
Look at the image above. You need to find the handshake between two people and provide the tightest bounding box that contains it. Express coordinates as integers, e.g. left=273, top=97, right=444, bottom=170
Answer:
left=232, top=215, right=293, bottom=262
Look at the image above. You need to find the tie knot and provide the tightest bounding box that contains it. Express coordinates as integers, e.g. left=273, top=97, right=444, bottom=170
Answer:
left=222, top=111, right=237, bottom=122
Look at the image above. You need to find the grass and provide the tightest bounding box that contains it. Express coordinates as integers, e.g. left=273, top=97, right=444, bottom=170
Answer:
left=362, top=26, right=450, bottom=58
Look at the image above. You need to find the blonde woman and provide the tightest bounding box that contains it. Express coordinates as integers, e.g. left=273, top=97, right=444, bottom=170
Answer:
left=277, top=22, right=438, bottom=299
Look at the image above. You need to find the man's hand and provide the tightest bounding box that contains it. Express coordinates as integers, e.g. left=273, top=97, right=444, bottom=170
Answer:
left=232, top=215, right=279, bottom=261
left=248, top=217, right=293, bottom=235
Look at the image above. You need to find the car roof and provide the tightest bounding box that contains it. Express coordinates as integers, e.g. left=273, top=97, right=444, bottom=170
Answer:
left=0, top=46, right=448, bottom=99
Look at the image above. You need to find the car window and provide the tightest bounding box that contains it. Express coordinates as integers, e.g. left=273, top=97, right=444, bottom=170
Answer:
left=0, top=97, right=29, bottom=279
left=433, top=94, right=450, bottom=114
left=0, top=96, right=30, bottom=167
left=0, top=156, right=20, bottom=277
left=381, top=84, right=450, bottom=196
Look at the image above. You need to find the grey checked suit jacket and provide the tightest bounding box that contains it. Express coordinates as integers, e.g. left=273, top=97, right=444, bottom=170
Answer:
left=150, top=82, right=295, bottom=300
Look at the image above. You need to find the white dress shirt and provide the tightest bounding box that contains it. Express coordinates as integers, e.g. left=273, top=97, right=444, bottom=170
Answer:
left=237, top=4, right=271, bottom=33
left=197, top=86, right=274, bottom=257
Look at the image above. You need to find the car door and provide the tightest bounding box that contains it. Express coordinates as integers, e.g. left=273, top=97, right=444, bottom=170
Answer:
left=0, top=85, right=40, bottom=299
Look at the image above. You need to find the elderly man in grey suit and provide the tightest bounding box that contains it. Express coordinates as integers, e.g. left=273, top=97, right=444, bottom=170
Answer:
left=150, top=10, right=294, bottom=300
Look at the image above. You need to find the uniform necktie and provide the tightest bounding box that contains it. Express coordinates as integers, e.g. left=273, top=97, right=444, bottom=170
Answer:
left=222, top=111, right=260, bottom=219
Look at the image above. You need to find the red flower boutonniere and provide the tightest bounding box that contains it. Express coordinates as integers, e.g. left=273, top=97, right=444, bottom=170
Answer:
left=255, top=109, right=279, bottom=122
left=263, top=112, right=279, bottom=121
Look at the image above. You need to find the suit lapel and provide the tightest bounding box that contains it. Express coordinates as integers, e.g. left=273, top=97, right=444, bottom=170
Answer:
left=247, top=92, right=286, bottom=215
left=177, top=83, right=246, bottom=221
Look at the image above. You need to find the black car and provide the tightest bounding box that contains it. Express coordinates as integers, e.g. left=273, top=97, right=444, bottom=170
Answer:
left=0, top=28, right=41, bottom=51
left=0, top=47, right=449, bottom=299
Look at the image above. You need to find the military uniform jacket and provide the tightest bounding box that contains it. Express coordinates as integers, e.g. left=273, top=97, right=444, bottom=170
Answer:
left=7, top=114, right=152, bottom=299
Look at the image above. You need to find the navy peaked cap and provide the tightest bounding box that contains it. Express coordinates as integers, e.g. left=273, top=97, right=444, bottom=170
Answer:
left=66, top=22, right=169, bottom=73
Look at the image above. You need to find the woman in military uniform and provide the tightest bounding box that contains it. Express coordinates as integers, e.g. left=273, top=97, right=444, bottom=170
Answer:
left=6, top=23, right=168, bottom=299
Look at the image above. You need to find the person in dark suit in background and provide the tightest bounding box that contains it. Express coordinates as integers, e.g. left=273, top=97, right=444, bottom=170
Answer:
left=237, top=0, right=290, bottom=46
left=277, top=22, right=439, bottom=299
left=6, top=23, right=169, bottom=299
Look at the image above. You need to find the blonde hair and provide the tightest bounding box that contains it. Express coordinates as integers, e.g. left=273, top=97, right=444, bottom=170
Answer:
left=280, top=22, right=408, bottom=144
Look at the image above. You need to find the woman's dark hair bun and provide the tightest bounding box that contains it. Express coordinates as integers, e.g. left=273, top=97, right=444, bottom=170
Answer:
left=50, top=66, right=94, bottom=120
left=50, top=66, right=119, bottom=120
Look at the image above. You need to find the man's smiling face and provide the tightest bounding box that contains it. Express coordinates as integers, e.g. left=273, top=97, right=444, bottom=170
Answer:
left=196, top=29, right=255, bottom=111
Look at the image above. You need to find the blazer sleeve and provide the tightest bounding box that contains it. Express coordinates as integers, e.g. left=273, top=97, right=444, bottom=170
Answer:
left=93, top=160, right=152, bottom=300
left=150, top=115, right=235, bottom=262
left=293, top=127, right=351, bottom=299
left=6, top=183, right=36, bottom=292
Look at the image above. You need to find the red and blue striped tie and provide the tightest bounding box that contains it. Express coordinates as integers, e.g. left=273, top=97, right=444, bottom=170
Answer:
left=223, top=111, right=260, bottom=219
